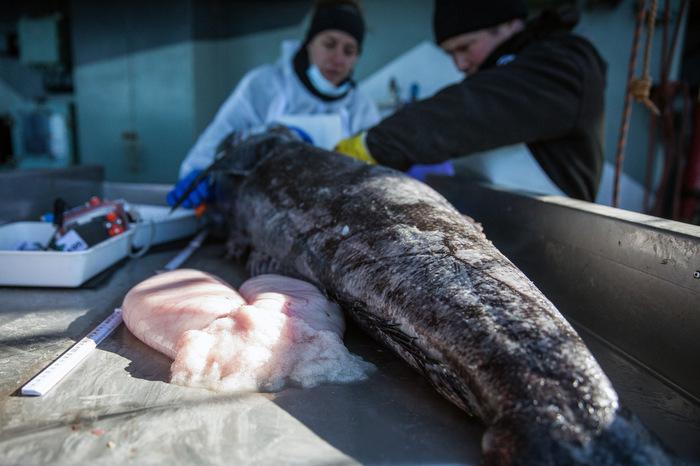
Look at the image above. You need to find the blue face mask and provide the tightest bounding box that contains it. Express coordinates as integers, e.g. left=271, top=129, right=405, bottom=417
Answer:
left=307, top=64, right=352, bottom=97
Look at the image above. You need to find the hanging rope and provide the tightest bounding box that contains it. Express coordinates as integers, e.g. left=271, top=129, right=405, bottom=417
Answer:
left=630, top=0, right=660, bottom=115
left=645, top=0, right=690, bottom=219
left=613, top=0, right=647, bottom=208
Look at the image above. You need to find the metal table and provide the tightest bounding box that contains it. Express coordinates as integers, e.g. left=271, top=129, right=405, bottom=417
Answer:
left=0, top=169, right=698, bottom=465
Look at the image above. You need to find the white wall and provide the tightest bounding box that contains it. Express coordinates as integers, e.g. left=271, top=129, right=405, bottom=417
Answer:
left=74, top=42, right=196, bottom=183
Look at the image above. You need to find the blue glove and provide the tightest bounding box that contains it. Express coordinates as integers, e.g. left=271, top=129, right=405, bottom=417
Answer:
left=286, top=125, right=314, bottom=144
left=407, top=160, right=455, bottom=182
left=167, top=169, right=211, bottom=209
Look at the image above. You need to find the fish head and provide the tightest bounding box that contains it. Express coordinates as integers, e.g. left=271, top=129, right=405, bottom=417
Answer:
left=212, top=125, right=303, bottom=177
left=169, top=126, right=305, bottom=213
left=482, top=408, right=680, bottom=466
left=207, top=125, right=308, bottom=248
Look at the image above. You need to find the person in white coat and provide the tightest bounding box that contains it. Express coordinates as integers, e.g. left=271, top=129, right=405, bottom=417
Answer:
left=168, top=0, right=379, bottom=208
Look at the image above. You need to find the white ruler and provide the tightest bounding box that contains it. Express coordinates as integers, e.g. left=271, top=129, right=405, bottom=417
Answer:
left=161, top=228, right=208, bottom=271
left=21, top=308, right=124, bottom=396
left=21, top=228, right=208, bottom=397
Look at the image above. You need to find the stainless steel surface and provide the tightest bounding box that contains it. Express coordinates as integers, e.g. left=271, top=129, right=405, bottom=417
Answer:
left=0, top=166, right=104, bottom=223
left=429, top=178, right=700, bottom=403
left=0, top=243, right=483, bottom=465
left=0, top=176, right=698, bottom=464
left=102, top=181, right=171, bottom=206
left=0, top=168, right=173, bottom=225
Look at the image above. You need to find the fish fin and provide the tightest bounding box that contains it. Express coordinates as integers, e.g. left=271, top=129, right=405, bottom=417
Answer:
left=347, top=302, right=481, bottom=418
left=425, top=362, right=482, bottom=418
left=225, top=229, right=251, bottom=261
left=246, top=250, right=282, bottom=276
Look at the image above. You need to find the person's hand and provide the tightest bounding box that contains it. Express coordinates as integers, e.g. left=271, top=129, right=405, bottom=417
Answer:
left=167, top=169, right=211, bottom=209
left=406, top=160, right=455, bottom=182
left=334, top=132, right=377, bottom=164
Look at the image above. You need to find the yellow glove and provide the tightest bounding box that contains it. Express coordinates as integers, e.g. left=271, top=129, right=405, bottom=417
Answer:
left=334, top=132, right=377, bottom=165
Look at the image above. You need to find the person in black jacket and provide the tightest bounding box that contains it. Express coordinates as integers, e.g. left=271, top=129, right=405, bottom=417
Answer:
left=335, top=0, right=607, bottom=201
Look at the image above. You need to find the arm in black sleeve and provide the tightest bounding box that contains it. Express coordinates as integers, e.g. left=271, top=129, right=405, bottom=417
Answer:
left=365, top=39, right=588, bottom=170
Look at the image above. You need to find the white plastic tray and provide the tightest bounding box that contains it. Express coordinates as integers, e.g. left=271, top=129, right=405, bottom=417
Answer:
left=0, top=204, right=199, bottom=288
left=129, top=204, right=199, bottom=250
left=0, top=222, right=132, bottom=287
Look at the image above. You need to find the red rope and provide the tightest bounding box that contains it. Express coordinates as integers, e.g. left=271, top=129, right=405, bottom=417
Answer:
left=613, top=0, right=647, bottom=208
left=648, top=0, right=689, bottom=218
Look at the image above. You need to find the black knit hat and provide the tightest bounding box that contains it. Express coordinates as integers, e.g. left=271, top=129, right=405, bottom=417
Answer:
left=433, top=0, right=529, bottom=44
left=304, top=1, right=365, bottom=48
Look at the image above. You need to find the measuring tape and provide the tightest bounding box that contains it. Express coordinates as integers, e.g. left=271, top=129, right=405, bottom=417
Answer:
left=21, top=309, right=124, bottom=396
left=21, top=228, right=209, bottom=397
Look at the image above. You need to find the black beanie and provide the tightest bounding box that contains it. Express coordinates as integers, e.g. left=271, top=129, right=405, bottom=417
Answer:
left=304, top=1, right=365, bottom=48
left=433, top=0, right=529, bottom=45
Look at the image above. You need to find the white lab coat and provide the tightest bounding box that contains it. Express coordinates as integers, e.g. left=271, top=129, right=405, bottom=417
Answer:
left=179, top=41, right=380, bottom=178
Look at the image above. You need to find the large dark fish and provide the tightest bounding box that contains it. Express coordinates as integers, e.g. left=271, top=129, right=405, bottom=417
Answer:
left=182, top=128, right=678, bottom=465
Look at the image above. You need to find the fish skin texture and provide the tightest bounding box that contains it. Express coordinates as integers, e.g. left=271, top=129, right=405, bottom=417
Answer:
left=207, top=129, right=679, bottom=466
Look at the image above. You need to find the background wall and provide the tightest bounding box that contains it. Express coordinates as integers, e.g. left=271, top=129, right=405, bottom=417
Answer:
left=70, top=0, right=196, bottom=183
left=65, top=0, right=439, bottom=184
left=0, top=0, right=693, bottom=212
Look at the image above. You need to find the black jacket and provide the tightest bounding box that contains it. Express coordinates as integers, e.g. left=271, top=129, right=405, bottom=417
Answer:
left=365, top=10, right=607, bottom=201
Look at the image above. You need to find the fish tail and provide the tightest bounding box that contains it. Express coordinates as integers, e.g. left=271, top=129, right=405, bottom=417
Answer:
left=481, top=417, right=556, bottom=466
left=481, top=409, right=682, bottom=466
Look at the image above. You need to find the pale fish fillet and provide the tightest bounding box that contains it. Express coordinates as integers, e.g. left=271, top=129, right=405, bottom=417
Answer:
left=122, top=269, right=373, bottom=392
